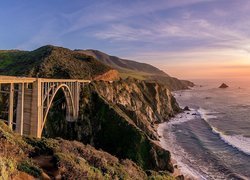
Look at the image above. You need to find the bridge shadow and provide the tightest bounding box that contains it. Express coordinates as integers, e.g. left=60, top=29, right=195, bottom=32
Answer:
left=42, top=89, right=74, bottom=138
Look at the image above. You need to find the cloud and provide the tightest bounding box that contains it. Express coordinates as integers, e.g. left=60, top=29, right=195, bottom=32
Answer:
left=60, top=0, right=214, bottom=35
left=90, top=4, right=250, bottom=60
left=11, top=0, right=250, bottom=73
left=92, top=17, right=249, bottom=48
left=94, top=24, right=154, bottom=41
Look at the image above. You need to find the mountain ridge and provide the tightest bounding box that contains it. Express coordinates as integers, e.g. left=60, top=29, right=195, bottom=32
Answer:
left=76, top=49, right=168, bottom=76
left=75, top=48, right=194, bottom=90
left=0, top=45, right=119, bottom=81
left=0, top=45, right=194, bottom=90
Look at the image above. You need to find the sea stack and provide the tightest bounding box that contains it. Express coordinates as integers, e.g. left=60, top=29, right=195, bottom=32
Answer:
left=219, top=83, right=229, bottom=88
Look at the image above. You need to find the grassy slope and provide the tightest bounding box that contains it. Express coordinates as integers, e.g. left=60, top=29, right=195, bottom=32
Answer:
left=78, top=49, right=167, bottom=76
left=76, top=49, right=194, bottom=90
left=0, top=121, right=174, bottom=179
left=0, top=46, right=193, bottom=89
left=0, top=45, right=114, bottom=79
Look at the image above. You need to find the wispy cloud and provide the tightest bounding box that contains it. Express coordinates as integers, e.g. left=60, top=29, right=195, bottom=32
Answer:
left=3, top=0, right=250, bottom=78
left=60, top=0, right=214, bottom=35
left=92, top=16, right=250, bottom=53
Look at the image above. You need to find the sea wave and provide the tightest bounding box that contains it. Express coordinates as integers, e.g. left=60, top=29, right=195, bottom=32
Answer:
left=158, top=107, right=250, bottom=179
left=157, top=122, right=206, bottom=179
left=168, top=108, right=197, bottom=125
left=197, top=108, right=250, bottom=156
left=197, top=108, right=218, bottom=120
left=211, top=128, right=250, bottom=155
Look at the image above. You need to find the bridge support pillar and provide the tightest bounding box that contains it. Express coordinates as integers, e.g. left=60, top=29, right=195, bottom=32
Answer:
left=73, top=82, right=80, bottom=119
left=30, top=79, right=42, bottom=138
left=16, top=83, right=24, bottom=135
left=8, top=83, right=14, bottom=130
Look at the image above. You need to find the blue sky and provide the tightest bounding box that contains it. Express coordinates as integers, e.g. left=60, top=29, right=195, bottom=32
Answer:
left=1, top=0, right=250, bottom=78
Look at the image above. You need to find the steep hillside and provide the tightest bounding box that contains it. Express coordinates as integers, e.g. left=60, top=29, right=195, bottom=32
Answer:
left=0, top=121, right=174, bottom=179
left=42, top=78, right=181, bottom=174
left=78, top=49, right=167, bottom=76
left=77, top=49, right=194, bottom=90
left=0, top=45, right=186, bottom=178
left=0, top=45, right=193, bottom=89
left=0, top=45, right=119, bottom=80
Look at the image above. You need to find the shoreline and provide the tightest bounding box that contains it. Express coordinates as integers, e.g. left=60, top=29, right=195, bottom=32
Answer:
left=156, top=113, right=202, bottom=180
left=154, top=123, right=184, bottom=179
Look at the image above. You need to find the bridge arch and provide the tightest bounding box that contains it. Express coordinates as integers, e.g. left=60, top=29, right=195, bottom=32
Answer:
left=0, top=76, right=90, bottom=138
left=42, top=84, right=75, bottom=131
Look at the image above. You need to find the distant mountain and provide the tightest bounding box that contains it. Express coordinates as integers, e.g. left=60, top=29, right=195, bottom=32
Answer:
left=78, top=49, right=167, bottom=76
left=0, top=45, right=193, bottom=90
left=0, top=45, right=119, bottom=80
left=76, top=49, right=194, bottom=90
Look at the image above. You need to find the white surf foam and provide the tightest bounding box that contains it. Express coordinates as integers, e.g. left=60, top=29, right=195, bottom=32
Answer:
left=212, top=127, right=250, bottom=155
left=197, top=108, right=218, bottom=120
left=158, top=121, right=206, bottom=179
left=197, top=107, right=250, bottom=156
left=168, top=109, right=197, bottom=125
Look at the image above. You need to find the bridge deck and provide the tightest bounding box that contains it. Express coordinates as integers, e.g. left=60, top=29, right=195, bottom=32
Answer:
left=0, top=76, right=91, bottom=84
left=0, top=75, right=90, bottom=137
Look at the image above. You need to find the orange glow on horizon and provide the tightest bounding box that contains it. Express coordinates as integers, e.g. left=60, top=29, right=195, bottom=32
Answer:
left=164, top=64, right=250, bottom=79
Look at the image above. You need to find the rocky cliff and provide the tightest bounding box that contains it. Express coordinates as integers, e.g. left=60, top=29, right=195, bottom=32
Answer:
left=42, top=78, right=181, bottom=174
left=93, top=78, right=181, bottom=139
left=0, top=45, right=187, bottom=179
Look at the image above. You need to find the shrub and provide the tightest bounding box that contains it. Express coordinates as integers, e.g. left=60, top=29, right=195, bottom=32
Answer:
left=17, top=160, right=42, bottom=178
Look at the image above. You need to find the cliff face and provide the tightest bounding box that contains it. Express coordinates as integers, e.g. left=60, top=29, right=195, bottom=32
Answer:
left=94, top=69, right=119, bottom=81
left=0, top=45, right=186, bottom=177
left=42, top=78, right=180, bottom=173
left=93, top=78, right=181, bottom=139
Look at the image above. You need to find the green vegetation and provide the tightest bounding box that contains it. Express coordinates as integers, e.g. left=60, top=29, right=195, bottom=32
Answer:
left=17, top=160, right=42, bottom=178
left=0, top=45, right=185, bottom=178
left=92, top=93, right=153, bottom=169
left=0, top=45, right=112, bottom=79
left=79, top=49, right=167, bottom=76
left=40, top=79, right=178, bottom=173
left=0, top=121, right=175, bottom=179
left=0, top=45, right=193, bottom=89
left=119, top=69, right=149, bottom=80
left=0, top=157, right=16, bottom=179
left=79, top=49, right=194, bottom=90
left=0, top=121, right=32, bottom=179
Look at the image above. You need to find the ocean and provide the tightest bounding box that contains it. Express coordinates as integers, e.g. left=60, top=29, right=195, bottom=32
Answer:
left=158, top=79, right=250, bottom=179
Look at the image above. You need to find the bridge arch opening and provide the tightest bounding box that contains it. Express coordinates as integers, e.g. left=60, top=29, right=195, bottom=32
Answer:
left=41, top=84, right=75, bottom=138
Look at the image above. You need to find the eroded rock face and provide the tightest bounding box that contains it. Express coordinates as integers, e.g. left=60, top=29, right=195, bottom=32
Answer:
left=77, top=91, right=174, bottom=172
left=93, top=78, right=181, bottom=140
left=94, top=69, right=119, bottom=81
left=77, top=78, right=180, bottom=172
left=42, top=78, right=180, bottom=172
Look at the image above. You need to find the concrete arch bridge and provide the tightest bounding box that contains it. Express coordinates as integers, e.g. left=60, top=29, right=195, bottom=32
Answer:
left=0, top=76, right=90, bottom=138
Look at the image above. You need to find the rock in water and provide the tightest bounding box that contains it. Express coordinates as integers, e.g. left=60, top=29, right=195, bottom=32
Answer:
left=183, top=106, right=190, bottom=111
left=219, top=83, right=229, bottom=88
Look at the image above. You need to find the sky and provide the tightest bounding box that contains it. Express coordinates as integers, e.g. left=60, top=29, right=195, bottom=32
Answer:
left=0, top=0, right=250, bottom=79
